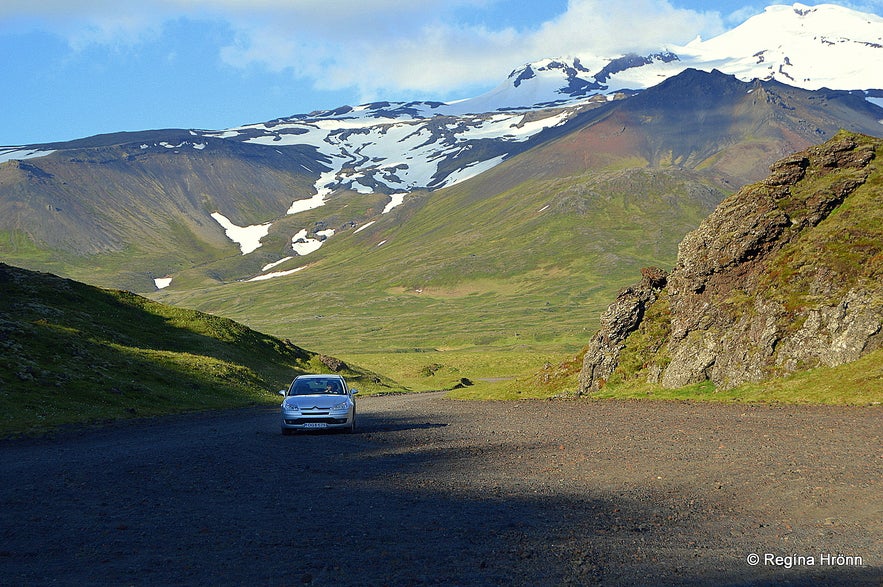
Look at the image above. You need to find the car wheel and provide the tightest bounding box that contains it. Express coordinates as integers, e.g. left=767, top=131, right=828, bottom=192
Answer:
left=347, top=411, right=356, bottom=433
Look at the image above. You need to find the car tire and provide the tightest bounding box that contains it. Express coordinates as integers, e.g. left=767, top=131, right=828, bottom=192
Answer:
left=347, top=411, right=356, bottom=433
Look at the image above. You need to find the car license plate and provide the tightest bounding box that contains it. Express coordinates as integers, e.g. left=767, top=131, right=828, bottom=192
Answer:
left=303, top=423, right=328, bottom=429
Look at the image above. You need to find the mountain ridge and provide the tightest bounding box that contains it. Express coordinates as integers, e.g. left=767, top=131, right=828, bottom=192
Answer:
left=139, top=70, right=882, bottom=357
left=3, top=3, right=882, bottom=191
left=2, top=67, right=882, bottom=301
left=1, top=4, right=882, bottom=361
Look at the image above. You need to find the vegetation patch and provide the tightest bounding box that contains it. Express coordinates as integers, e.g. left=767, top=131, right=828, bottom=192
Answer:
left=587, top=347, right=883, bottom=405
left=606, top=291, right=673, bottom=386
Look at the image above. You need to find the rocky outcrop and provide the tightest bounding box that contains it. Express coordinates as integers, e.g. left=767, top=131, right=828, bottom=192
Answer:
left=578, top=267, right=667, bottom=392
left=319, top=354, right=348, bottom=372
left=579, top=132, right=883, bottom=392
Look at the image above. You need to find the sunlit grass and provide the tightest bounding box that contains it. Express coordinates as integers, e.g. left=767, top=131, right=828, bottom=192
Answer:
left=588, top=348, right=883, bottom=405
left=344, top=349, right=564, bottom=393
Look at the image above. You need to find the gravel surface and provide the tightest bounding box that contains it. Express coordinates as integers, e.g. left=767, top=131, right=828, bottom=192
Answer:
left=1, top=392, right=881, bottom=586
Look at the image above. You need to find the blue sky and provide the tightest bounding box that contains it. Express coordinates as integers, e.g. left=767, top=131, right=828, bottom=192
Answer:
left=2, top=0, right=882, bottom=145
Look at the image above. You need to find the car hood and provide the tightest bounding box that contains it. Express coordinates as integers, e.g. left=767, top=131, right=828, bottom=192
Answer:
left=282, top=395, right=350, bottom=409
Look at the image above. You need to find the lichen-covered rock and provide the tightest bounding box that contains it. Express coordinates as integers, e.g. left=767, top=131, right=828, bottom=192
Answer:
left=774, top=288, right=882, bottom=371
left=578, top=267, right=667, bottom=392
left=579, top=131, right=883, bottom=392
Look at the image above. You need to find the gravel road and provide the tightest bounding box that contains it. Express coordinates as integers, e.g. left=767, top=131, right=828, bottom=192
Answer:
left=1, top=392, right=881, bottom=586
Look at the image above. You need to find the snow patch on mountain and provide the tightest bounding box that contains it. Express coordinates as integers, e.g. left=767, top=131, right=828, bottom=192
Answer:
left=209, top=104, right=580, bottom=210
left=444, top=155, right=508, bottom=187
left=0, top=147, right=57, bottom=164
left=247, top=266, right=307, bottom=282
left=291, top=228, right=335, bottom=256
left=262, top=257, right=294, bottom=272
left=210, top=212, right=271, bottom=255
left=383, top=193, right=407, bottom=214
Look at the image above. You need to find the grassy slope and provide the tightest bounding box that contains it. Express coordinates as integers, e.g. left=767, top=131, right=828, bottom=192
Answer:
left=0, top=140, right=318, bottom=291
left=587, top=347, right=883, bottom=405
left=146, top=165, right=722, bottom=407
left=154, top=161, right=723, bottom=356
left=0, top=263, right=398, bottom=436
left=144, top=118, right=729, bottom=399
left=444, top=338, right=883, bottom=405
left=8, top=76, right=881, bottom=408
left=155, top=74, right=877, bottom=381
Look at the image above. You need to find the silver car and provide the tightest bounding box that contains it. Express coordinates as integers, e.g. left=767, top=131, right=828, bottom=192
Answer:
left=279, top=374, right=358, bottom=434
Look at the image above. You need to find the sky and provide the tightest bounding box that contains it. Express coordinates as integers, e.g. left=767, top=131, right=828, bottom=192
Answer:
left=2, top=0, right=882, bottom=145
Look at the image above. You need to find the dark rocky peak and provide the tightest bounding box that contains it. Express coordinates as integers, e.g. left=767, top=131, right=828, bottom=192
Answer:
left=509, top=64, right=536, bottom=87
left=595, top=52, right=679, bottom=83
left=624, top=68, right=746, bottom=110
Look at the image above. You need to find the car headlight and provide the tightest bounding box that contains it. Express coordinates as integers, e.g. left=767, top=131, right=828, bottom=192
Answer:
left=283, top=401, right=300, bottom=412
left=330, top=400, right=350, bottom=412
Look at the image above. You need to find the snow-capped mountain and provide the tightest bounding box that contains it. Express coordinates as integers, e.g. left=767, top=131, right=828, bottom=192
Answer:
left=194, top=2, right=883, bottom=213
left=677, top=3, right=883, bottom=92
left=4, top=3, right=881, bottom=191
left=478, top=3, right=883, bottom=104
left=1, top=3, right=882, bottom=291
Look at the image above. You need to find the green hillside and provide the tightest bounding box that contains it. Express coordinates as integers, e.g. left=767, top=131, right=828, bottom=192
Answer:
left=0, top=263, right=397, bottom=436
left=153, top=164, right=723, bottom=355
left=151, top=71, right=883, bottom=361
left=0, top=134, right=319, bottom=291
left=4, top=71, right=883, bottom=405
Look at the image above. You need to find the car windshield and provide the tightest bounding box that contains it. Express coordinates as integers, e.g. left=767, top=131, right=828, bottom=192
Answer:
left=288, top=380, right=345, bottom=395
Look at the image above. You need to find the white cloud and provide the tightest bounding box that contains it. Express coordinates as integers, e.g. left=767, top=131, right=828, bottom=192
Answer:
left=212, top=0, right=725, bottom=101
left=0, top=0, right=728, bottom=101
left=0, top=1, right=164, bottom=48
left=543, top=0, right=723, bottom=53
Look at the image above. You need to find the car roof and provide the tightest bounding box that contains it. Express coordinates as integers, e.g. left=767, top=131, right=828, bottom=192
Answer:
left=295, top=374, right=344, bottom=380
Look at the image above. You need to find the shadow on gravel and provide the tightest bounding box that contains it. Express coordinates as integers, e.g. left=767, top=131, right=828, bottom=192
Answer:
left=282, top=414, right=449, bottom=435
left=1, top=407, right=879, bottom=586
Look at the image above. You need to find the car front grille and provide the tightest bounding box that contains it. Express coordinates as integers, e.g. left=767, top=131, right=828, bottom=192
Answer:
left=285, top=418, right=347, bottom=425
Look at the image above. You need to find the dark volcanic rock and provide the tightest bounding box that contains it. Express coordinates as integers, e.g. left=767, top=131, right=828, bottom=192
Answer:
left=319, top=354, right=348, bottom=372
left=579, top=131, right=883, bottom=392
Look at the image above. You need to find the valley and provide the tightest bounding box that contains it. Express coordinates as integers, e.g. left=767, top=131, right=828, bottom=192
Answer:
left=2, top=4, right=883, bottom=412
left=2, top=5, right=882, bottom=587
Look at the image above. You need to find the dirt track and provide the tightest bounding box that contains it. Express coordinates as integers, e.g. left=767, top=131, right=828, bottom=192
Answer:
left=1, top=392, right=881, bottom=586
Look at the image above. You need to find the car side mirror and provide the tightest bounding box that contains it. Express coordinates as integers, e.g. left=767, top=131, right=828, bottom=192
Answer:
left=350, top=389, right=359, bottom=395
left=278, top=390, right=286, bottom=396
